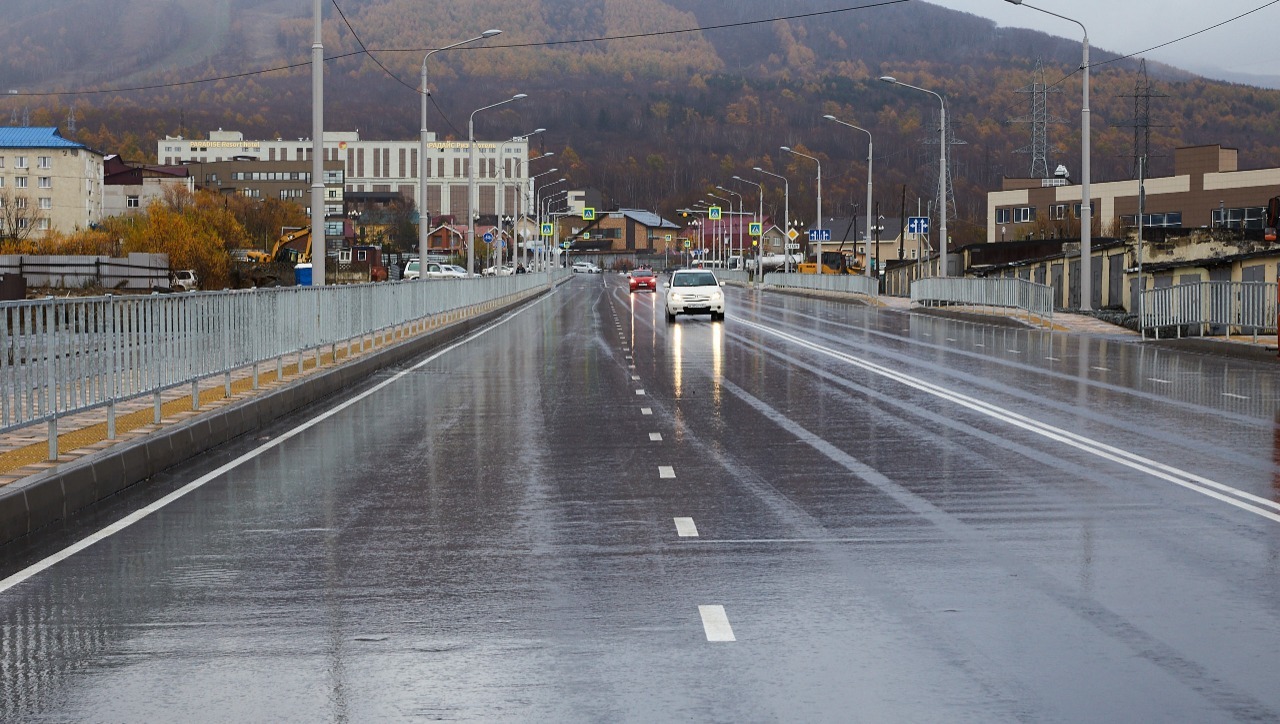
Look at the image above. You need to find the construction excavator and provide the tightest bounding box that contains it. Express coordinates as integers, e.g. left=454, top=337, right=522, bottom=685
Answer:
left=241, top=227, right=312, bottom=286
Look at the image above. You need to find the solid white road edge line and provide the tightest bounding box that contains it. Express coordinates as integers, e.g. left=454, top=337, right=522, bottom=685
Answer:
left=738, top=318, right=1280, bottom=524
left=0, top=296, right=546, bottom=594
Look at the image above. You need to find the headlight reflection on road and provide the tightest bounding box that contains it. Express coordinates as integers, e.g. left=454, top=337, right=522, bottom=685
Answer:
left=671, top=321, right=683, bottom=401
left=712, top=321, right=723, bottom=406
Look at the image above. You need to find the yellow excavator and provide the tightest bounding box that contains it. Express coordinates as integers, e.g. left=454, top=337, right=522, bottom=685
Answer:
left=246, top=227, right=312, bottom=265
left=242, top=228, right=312, bottom=286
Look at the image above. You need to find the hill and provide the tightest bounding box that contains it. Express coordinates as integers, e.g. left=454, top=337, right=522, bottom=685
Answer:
left=4, top=0, right=1280, bottom=244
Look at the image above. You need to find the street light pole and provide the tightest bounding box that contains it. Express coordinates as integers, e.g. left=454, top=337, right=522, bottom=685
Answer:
left=1004, top=0, right=1090, bottom=309
left=823, top=115, right=874, bottom=278
left=419, top=29, right=502, bottom=273
left=468, top=93, right=527, bottom=277
left=495, top=129, right=543, bottom=270
left=716, top=185, right=743, bottom=268
left=707, top=193, right=732, bottom=266
left=311, top=0, right=325, bottom=285
left=732, top=176, right=764, bottom=283
left=513, top=150, right=552, bottom=268
left=879, top=77, right=947, bottom=277
left=781, top=147, right=821, bottom=275
left=535, top=177, right=566, bottom=267
left=754, top=167, right=791, bottom=272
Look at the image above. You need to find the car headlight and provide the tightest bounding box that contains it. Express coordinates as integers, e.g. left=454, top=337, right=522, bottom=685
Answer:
left=669, top=293, right=683, bottom=302
left=710, top=290, right=723, bottom=301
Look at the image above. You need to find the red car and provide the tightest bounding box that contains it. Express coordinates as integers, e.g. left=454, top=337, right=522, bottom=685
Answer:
left=629, top=268, right=658, bottom=293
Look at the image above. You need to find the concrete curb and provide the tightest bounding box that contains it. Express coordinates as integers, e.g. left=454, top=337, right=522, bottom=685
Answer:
left=0, top=293, right=540, bottom=548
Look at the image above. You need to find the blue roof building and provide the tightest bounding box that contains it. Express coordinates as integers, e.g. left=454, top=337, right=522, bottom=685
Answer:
left=0, top=127, right=104, bottom=237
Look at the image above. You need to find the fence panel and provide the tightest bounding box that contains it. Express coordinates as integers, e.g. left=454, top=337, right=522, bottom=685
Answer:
left=910, top=277, right=1053, bottom=323
left=0, top=271, right=564, bottom=448
left=1140, top=281, right=1276, bottom=337
left=763, top=273, right=879, bottom=297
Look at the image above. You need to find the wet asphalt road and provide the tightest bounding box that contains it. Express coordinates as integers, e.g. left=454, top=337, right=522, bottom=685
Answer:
left=3, top=273, right=1280, bottom=722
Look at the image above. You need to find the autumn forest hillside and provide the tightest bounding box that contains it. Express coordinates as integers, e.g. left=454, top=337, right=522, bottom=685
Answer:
left=4, top=0, right=1280, bottom=244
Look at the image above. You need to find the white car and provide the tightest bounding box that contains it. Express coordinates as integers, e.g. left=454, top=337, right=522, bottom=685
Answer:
left=405, top=260, right=465, bottom=280
left=665, top=269, right=725, bottom=322
left=572, top=261, right=601, bottom=274
left=171, top=269, right=199, bottom=291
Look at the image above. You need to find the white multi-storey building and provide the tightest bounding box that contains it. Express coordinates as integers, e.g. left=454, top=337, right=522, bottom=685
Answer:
left=157, top=129, right=529, bottom=221
left=0, top=127, right=104, bottom=238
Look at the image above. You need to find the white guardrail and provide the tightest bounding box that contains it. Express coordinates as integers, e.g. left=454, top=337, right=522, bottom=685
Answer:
left=1139, top=281, right=1277, bottom=339
left=763, top=272, right=880, bottom=297
left=910, top=277, right=1054, bottom=325
left=1, top=272, right=566, bottom=459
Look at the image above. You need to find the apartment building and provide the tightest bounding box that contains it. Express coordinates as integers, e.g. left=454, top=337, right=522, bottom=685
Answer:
left=987, top=144, right=1280, bottom=243
left=157, top=129, right=529, bottom=220
left=0, top=127, right=104, bottom=238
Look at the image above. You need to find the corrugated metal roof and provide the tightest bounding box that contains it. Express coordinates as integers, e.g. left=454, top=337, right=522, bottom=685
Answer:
left=0, top=127, right=85, bottom=149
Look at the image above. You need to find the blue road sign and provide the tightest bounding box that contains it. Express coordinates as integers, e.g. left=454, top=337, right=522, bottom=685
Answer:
left=907, top=216, right=930, bottom=235
left=807, top=228, right=831, bottom=242
left=483, top=232, right=494, bottom=244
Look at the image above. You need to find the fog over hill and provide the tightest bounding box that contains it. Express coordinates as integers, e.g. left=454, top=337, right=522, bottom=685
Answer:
left=3, top=0, right=1279, bottom=244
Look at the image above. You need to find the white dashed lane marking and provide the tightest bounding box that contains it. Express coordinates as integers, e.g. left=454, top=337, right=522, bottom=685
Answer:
left=649, top=432, right=663, bottom=441
left=1223, top=392, right=1250, bottom=400
left=659, top=466, right=675, bottom=478
left=698, top=605, right=736, bottom=642
left=641, top=407, right=653, bottom=415
left=636, top=389, right=646, bottom=396
left=674, top=517, right=699, bottom=537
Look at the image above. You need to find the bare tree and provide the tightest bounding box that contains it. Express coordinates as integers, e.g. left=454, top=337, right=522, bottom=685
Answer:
left=0, top=188, right=44, bottom=245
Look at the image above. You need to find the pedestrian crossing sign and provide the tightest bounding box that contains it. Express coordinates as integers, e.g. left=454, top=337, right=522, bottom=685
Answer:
left=709, top=206, right=722, bottom=220
left=583, top=207, right=596, bottom=221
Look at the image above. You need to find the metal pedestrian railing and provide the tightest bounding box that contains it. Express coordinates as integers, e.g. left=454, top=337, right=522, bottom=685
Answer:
left=1, top=272, right=565, bottom=460
left=910, top=277, right=1054, bottom=325
left=1139, top=281, right=1277, bottom=339
left=763, top=272, right=880, bottom=297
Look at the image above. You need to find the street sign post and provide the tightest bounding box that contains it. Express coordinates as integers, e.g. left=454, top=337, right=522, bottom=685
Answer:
left=807, top=229, right=831, bottom=242
left=583, top=207, right=596, bottom=221
left=541, top=223, right=553, bottom=237
left=483, top=232, right=494, bottom=245
left=749, top=222, right=762, bottom=237
left=907, top=216, right=930, bottom=235
left=708, top=206, right=722, bottom=220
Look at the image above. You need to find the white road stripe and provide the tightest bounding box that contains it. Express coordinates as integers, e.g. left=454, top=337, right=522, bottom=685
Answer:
left=650, top=432, right=663, bottom=441
left=699, top=605, right=736, bottom=641
left=0, top=297, right=549, bottom=594
left=641, top=407, right=653, bottom=415
left=738, top=318, right=1280, bottom=524
left=659, top=466, right=675, bottom=478
left=1046, top=356, right=1061, bottom=361
left=674, top=517, right=699, bottom=537
left=636, top=389, right=646, bottom=395
left=1148, top=378, right=1172, bottom=385
left=1223, top=392, right=1250, bottom=400
left=632, top=375, right=641, bottom=381
left=1091, top=366, right=1110, bottom=372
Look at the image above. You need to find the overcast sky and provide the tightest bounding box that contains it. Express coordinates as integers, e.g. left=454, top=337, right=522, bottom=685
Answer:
left=925, top=0, right=1280, bottom=84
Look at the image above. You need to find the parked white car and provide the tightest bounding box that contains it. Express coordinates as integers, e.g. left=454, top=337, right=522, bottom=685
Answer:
left=170, top=269, right=199, bottom=291
left=405, top=260, right=466, bottom=280
left=572, top=262, right=601, bottom=274
left=665, top=269, right=725, bottom=322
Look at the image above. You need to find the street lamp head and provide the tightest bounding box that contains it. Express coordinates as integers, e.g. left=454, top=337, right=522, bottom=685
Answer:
left=752, top=166, right=763, bottom=172
left=482, top=29, right=503, bottom=37
left=878, top=76, right=897, bottom=84
left=531, top=127, right=546, bottom=135
left=780, top=146, right=791, bottom=152
left=1003, top=0, right=1023, bottom=4
left=822, top=114, right=837, bottom=121
left=512, top=93, right=527, bottom=100
left=731, top=175, right=742, bottom=181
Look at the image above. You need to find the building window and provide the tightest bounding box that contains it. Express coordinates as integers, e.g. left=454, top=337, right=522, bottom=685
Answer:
left=1073, top=202, right=1095, bottom=218
left=995, top=208, right=1011, bottom=224
left=38, top=197, right=51, bottom=209
left=356, top=249, right=367, bottom=261
left=17, top=218, right=27, bottom=229
left=127, top=195, right=140, bottom=208
left=15, top=176, right=27, bottom=189
left=37, top=218, right=50, bottom=230
left=15, top=197, right=26, bottom=209
left=327, top=189, right=339, bottom=199
left=38, top=177, right=51, bottom=189
left=0, top=157, right=6, bottom=168
left=37, top=156, right=51, bottom=169
left=15, top=157, right=27, bottom=169
left=1049, top=204, right=1068, bottom=220
left=1015, top=206, right=1035, bottom=223
left=1212, top=206, right=1266, bottom=230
